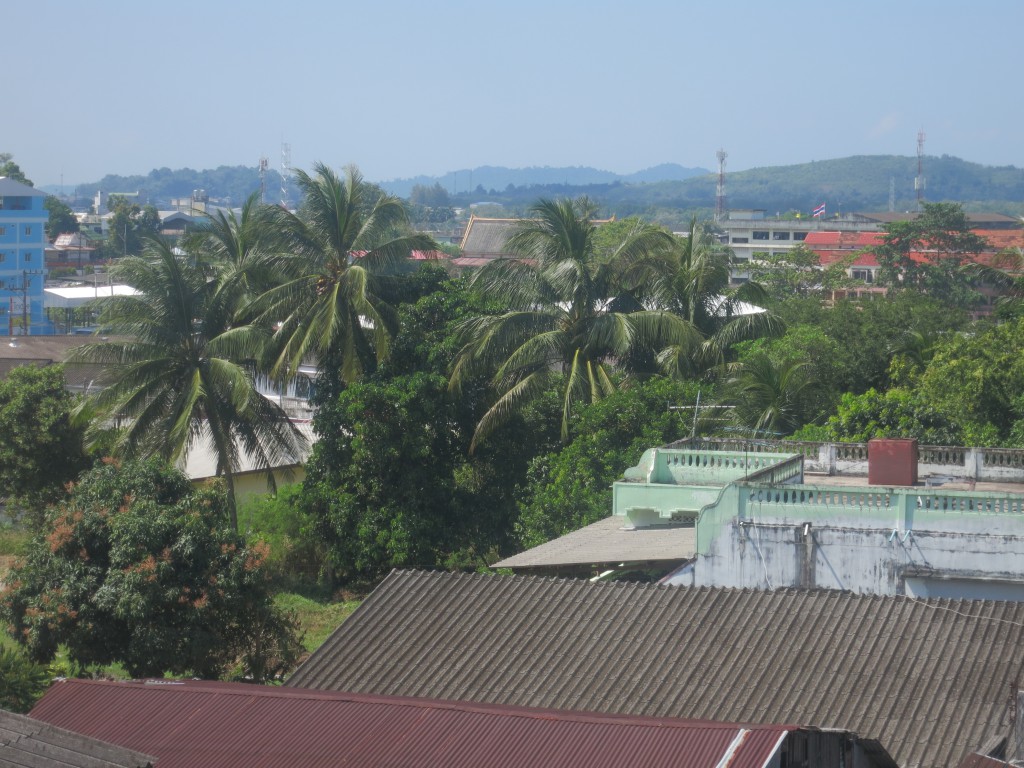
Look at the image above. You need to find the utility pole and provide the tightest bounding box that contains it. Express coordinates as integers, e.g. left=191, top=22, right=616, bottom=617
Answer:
left=915, top=130, right=926, bottom=211
left=715, top=149, right=728, bottom=223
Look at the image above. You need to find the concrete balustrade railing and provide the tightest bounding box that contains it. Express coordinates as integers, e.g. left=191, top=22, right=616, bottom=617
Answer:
left=671, top=438, right=1024, bottom=483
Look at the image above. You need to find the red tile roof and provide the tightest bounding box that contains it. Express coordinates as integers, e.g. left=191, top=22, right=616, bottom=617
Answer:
left=31, top=679, right=852, bottom=768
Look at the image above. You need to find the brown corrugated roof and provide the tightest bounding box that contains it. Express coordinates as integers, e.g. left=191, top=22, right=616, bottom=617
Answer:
left=28, top=679, right=852, bottom=768
left=492, top=515, right=695, bottom=572
left=287, top=570, right=1024, bottom=768
left=0, top=708, right=155, bottom=767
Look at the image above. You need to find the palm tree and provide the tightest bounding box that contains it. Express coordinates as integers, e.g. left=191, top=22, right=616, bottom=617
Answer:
left=186, top=190, right=281, bottom=298
left=725, top=354, right=816, bottom=438
left=71, top=238, right=306, bottom=529
left=254, top=163, right=437, bottom=386
left=633, top=217, right=784, bottom=377
left=450, top=197, right=696, bottom=449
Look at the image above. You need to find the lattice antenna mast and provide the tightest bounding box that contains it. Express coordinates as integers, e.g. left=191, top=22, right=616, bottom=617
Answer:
left=715, top=149, right=728, bottom=222
left=258, top=156, right=269, bottom=205
left=915, top=130, right=926, bottom=211
left=281, top=142, right=292, bottom=208
left=889, top=176, right=895, bottom=212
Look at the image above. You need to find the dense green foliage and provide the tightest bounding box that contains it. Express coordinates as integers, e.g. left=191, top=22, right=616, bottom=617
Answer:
left=255, top=163, right=437, bottom=389
left=451, top=198, right=691, bottom=446
left=0, top=646, right=50, bottom=712
left=875, top=202, right=991, bottom=304
left=103, top=196, right=160, bottom=258
left=43, top=196, right=79, bottom=240
left=299, top=273, right=560, bottom=582
left=1, top=461, right=302, bottom=680
left=0, top=153, right=32, bottom=186
left=71, top=239, right=305, bottom=528
left=518, top=378, right=700, bottom=548
left=0, top=366, right=89, bottom=513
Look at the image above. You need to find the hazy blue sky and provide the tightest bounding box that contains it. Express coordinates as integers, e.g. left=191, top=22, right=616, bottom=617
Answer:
left=10, top=0, right=1023, bottom=188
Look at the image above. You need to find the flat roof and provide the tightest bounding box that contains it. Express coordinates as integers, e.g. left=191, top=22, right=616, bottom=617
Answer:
left=493, top=515, right=695, bottom=571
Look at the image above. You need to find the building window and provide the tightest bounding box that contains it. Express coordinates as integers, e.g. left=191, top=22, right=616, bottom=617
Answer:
left=772, top=232, right=791, bottom=240
left=24, top=226, right=31, bottom=236
left=752, top=251, right=770, bottom=260
left=793, top=232, right=807, bottom=241
left=852, top=269, right=873, bottom=283
left=0, top=226, right=4, bottom=235
left=24, top=252, right=31, bottom=262
left=0, top=252, right=5, bottom=262
left=731, top=237, right=749, bottom=244
left=752, top=231, right=769, bottom=240
left=733, top=256, right=749, bottom=263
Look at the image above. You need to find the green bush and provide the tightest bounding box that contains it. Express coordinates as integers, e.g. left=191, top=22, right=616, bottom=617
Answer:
left=0, top=647, right=50, bottom=712
left=239, top=485, right=325, bottom=587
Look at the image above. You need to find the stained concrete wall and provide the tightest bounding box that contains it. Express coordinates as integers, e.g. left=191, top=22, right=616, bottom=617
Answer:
left=686, top=482, right=1024, bottom=598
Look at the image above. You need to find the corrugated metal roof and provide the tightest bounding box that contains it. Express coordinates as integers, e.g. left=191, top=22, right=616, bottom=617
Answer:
left=958, top=752, right=1011, bottom=768
left=492, top=515, right=695, bottom=571
left=287, top=570, right=1024, bottom=768
left=29, top=679, right=819, bottom=768
left=0, top=708, right=155, bottom=767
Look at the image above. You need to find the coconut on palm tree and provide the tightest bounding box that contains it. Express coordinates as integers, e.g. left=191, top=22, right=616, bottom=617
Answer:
left=71, top=238, right=306, bottom=529
left=255, top=163, right=438, bottom=388
left=450, top=197, right=696, bottom=449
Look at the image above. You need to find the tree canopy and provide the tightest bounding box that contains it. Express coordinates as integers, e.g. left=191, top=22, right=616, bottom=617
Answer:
left=71, top=238, right=305, bottom=528
left=0, top=365, right=89, bottom=514
left=1, top=460, right=302, bottom=680
left=450, top=197, right=692, bottom=447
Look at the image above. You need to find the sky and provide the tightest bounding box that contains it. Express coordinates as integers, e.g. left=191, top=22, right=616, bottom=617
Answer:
left=9, top=0, right=1024, bottom=189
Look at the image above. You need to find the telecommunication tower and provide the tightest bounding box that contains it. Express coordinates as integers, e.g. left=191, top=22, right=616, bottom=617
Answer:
left=889, top=177, right=895, bottom=212
left=715, top=149, right=728, bottom=222
left=258, top=157, right=269, bottom=204
left=914, top=130, right=926, bottom=210
left=281, top=142, right=292, bottom=208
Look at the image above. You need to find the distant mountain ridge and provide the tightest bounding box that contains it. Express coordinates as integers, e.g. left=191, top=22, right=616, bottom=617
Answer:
left=377, top=163, right=710, bottom=198
left=47, top=156, right=1024, bottom=224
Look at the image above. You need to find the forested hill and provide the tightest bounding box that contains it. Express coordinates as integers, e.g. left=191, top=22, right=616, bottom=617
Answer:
left=377, top=163, right=709, bottom=198
left=57, top=155, right=1024, bottom=223
left=448, top=156, right=1024, bottom=215
left=702, top=155, right=1024, bottom=213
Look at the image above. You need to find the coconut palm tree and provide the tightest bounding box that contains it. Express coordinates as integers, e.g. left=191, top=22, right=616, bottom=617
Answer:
left=450, top=197, right=696, bottom=449
left=633, top=217, right=784, bottom=377
left=725, top=353, right=816, bottom=438
left=71, top=238, right=306, bottom=529
left=186, top=190, right=281, bottom=298
left=254, top=163, right=437, bottom=387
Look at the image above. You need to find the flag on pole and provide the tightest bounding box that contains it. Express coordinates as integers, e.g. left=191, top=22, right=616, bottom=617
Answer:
left=812, top=203, right=826, bottom=218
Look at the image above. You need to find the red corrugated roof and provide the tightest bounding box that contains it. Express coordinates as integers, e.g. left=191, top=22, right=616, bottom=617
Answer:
left=805, top=229, right=1024, bottom=270
left=31, top=679, right=799, bottom=768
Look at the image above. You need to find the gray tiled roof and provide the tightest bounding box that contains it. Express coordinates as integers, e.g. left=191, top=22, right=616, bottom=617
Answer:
left=459, top=217, right=519, bottom=258
left=0, top=709, right=155, bottom=767
left=288, top=570, right=1024, bottom=768
left=0, top=177, right=47, bottom=197
left=492, top=516, right=695, bottom=571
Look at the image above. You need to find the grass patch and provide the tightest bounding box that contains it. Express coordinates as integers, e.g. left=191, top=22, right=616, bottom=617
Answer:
left=0, top=525, right=30, bottom=557
left=274, top=592, right=362, bottom=653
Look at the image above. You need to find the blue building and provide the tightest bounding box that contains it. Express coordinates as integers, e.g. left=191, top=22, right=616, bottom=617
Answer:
left=0, top=177, right=48, bottom=334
